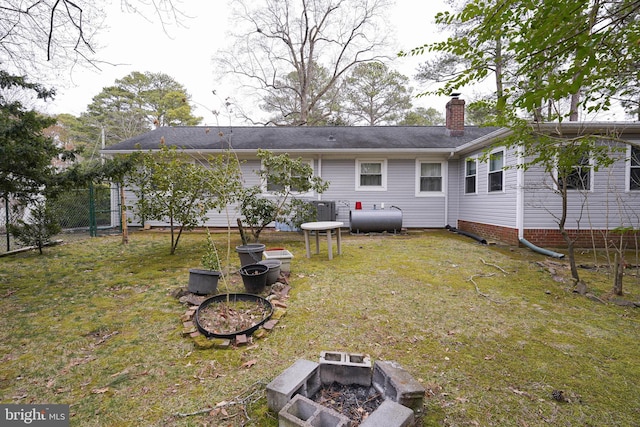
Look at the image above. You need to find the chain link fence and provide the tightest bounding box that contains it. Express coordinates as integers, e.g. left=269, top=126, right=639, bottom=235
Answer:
left=1, top=183, right=122, bottom=254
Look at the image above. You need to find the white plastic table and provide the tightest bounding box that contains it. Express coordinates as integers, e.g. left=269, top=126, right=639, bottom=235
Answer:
left=300, top=221, right=344, bottom=260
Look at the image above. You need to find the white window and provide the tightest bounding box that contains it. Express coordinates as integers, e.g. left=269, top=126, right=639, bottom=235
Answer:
left=264, top=159, right=314, bottom=196
left=488, top=149, right=504, bottom=192
left=356, top=160, right=387, bottom=191
left=629, top=145, right=640, bottom=191
left=557, top=155, right=592, bottom=191
left=465, top=158, right=477, bottom=194
left=416, top=160, right=445, bottom=196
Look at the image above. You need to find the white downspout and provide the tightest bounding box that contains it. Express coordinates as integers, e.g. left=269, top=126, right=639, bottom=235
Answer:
left=445, top=154, right=453, bottom=226
left=516, top=145, right=524, bottom=239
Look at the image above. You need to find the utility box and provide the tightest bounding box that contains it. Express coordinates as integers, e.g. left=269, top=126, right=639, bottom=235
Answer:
left=311, top=201, right=336, bottom=222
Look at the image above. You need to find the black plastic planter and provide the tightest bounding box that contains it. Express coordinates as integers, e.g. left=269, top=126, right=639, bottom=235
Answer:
left=235, top=244, right=265, bottom=267
left=188, top=269, right=221, bottom=295
left=258, top=259, right=282, bottom=285
left=195, top=293, right=273, bottom=339
left=239, top=263, right=269, bottom=294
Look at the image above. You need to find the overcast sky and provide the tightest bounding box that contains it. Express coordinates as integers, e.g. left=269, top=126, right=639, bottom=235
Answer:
left=42, top=0, right=454, bottom=124
left=41, top=0, right=628, bottom=123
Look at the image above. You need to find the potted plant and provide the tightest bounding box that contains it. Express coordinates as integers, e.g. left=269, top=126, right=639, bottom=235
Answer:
left=188, top=230, right=222, bottom=295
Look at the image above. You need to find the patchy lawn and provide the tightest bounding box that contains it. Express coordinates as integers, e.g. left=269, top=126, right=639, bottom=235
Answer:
left=0, top=229, right=639, bottom=426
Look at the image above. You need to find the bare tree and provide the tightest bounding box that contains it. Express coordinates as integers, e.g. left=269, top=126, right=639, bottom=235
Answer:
left=0, top=1, right=185, bottom=77
left=215, top=0, right=392, bottom=125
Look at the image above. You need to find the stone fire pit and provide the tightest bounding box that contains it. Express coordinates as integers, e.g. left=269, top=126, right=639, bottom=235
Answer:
left=266, top=351, right=425, bottom=427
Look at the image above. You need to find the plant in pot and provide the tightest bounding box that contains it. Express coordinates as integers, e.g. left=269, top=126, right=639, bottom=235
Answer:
left=188, top=230, right=222, bottom=295
left=194, top=230, right=274, bottom=338
left=186, top=143, right=274, bottom=339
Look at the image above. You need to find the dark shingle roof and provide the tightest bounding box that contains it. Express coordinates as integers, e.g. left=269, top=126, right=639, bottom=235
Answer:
left=102, top=125, right=503, bottom=153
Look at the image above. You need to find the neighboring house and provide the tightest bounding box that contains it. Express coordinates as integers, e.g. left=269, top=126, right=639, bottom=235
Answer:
left=102, top=97, right=640, bottom=248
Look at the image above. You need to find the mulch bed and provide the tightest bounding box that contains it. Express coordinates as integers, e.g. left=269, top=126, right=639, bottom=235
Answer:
left=197, top=297, right=271, bottom=336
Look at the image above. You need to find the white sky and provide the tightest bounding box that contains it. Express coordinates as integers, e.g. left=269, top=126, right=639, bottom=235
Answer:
left=40, top=0, right=628, bottom=123
left=42, top=0, right=454, bottom=124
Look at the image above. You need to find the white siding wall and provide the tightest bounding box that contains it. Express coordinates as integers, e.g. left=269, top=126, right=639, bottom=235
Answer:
left=447, top=159, right=460, bottom=226
left=118, top=139, right=640, bottom=233
left=456, top=146, right=519, bottom=228
left=123, top=159, right=262, bottom=227
left=320, top=158, right=448, bottom=228
left=523, top=142, right=640, bottom=230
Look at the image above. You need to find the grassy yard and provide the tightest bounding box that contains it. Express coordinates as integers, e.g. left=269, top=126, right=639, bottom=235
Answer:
left=0, top=229, right=639, bottom=426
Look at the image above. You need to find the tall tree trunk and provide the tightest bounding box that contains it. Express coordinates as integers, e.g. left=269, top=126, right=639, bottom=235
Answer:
left=558, top=184, right=581, bottom=282
left=569, top=92, right=580, bottom=121
left=613, top=252, right=624, bottom=296
left=170, top=217, right=176, bottom=255
left=494, top=36, right=506, bottom=118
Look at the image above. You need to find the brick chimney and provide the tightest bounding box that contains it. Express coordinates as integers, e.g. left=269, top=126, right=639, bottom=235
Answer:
left=445, top=93, right=465, bottom=137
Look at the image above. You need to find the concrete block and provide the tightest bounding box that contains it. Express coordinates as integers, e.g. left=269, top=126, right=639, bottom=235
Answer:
left=319, top=351, right=372, bottom=386
left=267, top=359, right=321, bottom=413
left=279, top=394, right=350, bottom=427
left=372, top=361, right=425, bottom=412
left=279, top=394, right=319, bottom=426
left=360, top=400, right=415, bottom=427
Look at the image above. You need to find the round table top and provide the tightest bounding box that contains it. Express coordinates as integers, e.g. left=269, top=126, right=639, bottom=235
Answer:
left=300, top=221, right=344, bottom=230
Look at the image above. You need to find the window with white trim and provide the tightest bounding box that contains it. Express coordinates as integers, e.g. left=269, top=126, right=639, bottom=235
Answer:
left=264, top=159, right=314, bottom=195
left=465, top=158, right=477, bottom=194
left=558, top=155, right=591, bottom=191
left=356, top=160, right=387, bottom=191
left=630, top=145, right=640, bottom=191
left=488, top=149, right=504, bottom=192
left=416, top=160, right=445, bottom=195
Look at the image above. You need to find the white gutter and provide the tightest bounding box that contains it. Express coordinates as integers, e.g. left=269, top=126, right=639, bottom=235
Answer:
left=453, top=128, right=513, bottom=157
left=102, top=147, right=467, bottom=156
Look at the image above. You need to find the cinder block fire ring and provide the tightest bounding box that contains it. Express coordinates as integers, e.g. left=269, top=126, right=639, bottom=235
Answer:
left=266, top=351, right=426, bottom=427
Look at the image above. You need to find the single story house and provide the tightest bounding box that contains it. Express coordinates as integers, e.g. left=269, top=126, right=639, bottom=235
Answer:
left=102, top=97, right=640, bottom=249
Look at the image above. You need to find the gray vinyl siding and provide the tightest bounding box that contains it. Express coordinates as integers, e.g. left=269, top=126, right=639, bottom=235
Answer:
left=123, top=159, right=262, bottom=227
left=523, top=142, right=640, bottom=230
left=319, top=158, right=448, bottom=228
left=122, top=155, right=456, bottom=229
left=446, top=158, right=461, bottom=226
left=119, top=140, right=640, bottom=232
left=456, top=146, right=519, bottom=228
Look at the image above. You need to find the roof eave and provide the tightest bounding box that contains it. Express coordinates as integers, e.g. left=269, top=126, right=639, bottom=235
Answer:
left=453, top=128, right=512, bottom=158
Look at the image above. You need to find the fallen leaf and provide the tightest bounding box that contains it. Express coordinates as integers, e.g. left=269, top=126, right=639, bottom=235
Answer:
left=241, top=359, right=257, bottom=369
left=91, top=387, right=109, bottom=394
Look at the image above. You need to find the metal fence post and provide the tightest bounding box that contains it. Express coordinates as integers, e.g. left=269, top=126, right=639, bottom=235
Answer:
left=89, top=183, right=97, bottom=237
left=4, top=196, right=9, bottom=252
